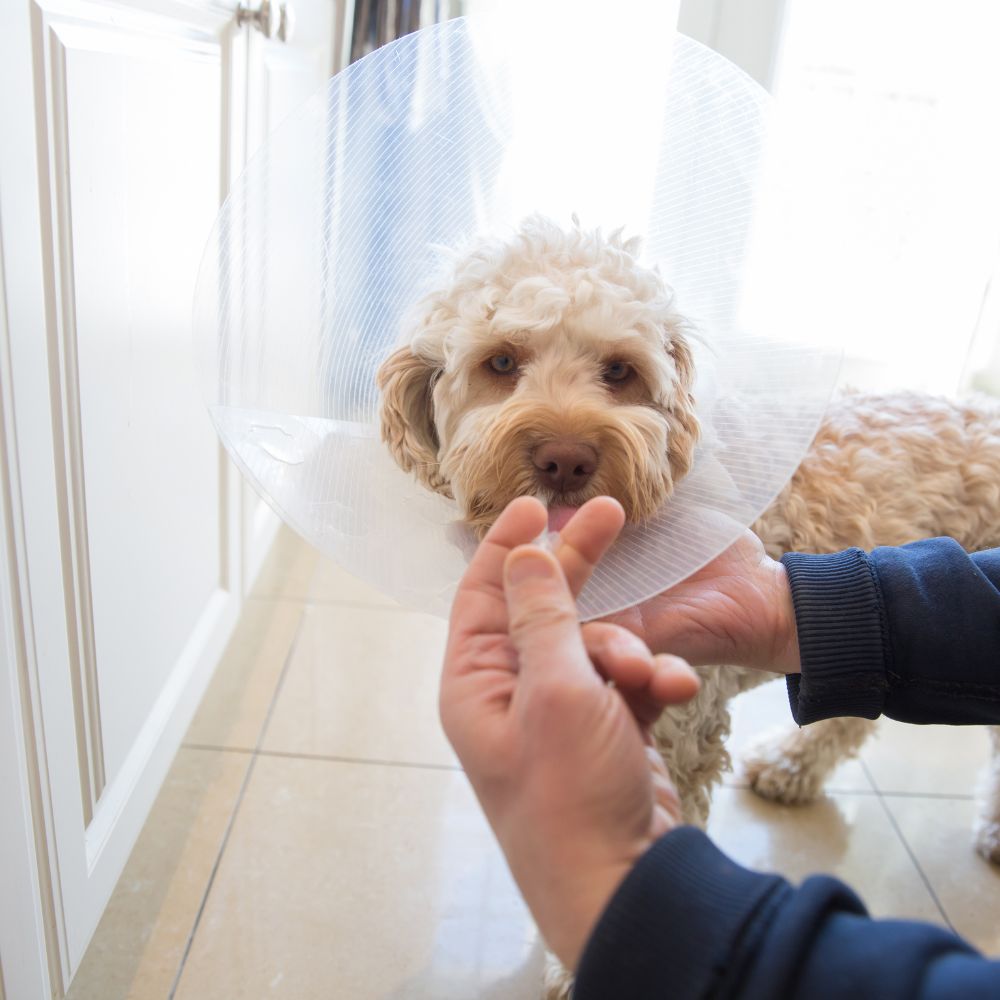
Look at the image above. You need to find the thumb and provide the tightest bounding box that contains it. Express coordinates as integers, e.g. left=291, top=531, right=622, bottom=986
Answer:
left=504, top=545, right=596, bottom=686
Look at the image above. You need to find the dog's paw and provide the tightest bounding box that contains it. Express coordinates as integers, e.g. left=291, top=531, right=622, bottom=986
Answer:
left=542, top=952, right=574, bottom=1000
left=974, top=817, right=1000, bottom=865
left=741, top=732, right=825, bottom=805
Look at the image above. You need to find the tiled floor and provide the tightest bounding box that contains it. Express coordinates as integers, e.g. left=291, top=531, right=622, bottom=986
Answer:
left=68, top=527, right=1000, bottom=998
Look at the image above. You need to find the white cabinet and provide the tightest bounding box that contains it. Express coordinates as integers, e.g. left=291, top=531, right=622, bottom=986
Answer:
left=0, top=2, right=336, bottom=995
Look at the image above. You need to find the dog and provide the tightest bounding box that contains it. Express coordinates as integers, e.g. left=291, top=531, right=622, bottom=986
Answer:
left=376, top=215, right=699, bottom=538
left=377, top=215, right=1000, bottom=995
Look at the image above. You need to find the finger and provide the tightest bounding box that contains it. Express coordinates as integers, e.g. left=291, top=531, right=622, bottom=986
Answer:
left=583, top=622, right=699, bottom=702
left=649, top=654, right=702, bottom=705
left=553, top=496, right=626, bottom=597
left=503, top=545, right=596, bottom=687
left=448, top=497, right=548, bottom=646
left=582, top=622, right=656, bottom=690
left=613, top=654, right=701, bottom=728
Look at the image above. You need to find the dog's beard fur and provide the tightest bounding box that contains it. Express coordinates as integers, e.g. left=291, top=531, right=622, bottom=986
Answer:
left=380, top=333, right=699, bottom=537
left=442, top=396, right=674, bottom=536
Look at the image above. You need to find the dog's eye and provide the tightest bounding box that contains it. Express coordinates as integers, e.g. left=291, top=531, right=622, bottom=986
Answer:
left=488, top=354, right=517, bottom=375
left=603, top=361, right=632, bottom=383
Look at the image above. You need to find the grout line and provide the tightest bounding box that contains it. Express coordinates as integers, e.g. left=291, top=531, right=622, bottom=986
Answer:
left=252, top=747, right=462, bottom=772
left=182, top=743, right=256, bottom=756
left=860, top=760, right=957, bottom=933
left=168, top=601, right=310, bottom=999
left=181, top=741, right=462, bottom=773
left=166, top=752, right=260, bottom=999
left=864, top=789, right=976, bottom=802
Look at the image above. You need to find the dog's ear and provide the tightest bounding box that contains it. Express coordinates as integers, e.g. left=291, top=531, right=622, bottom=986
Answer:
left=665, top=331, right=699, bottom=484
left=669, top=331, right=695, bottom=392
left=376, top=346, right=451, bottom=496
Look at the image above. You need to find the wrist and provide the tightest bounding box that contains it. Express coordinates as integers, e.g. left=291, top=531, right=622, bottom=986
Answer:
left=527, top=857, right=635, bottom=970
left=766, top=562, right=801, bottom=674
left=500, top=815, right=654, bottom=970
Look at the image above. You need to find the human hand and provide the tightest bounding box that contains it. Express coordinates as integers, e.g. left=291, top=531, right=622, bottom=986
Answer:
left=605, top=529, right=801, bottom=673
left=440, top=496, right=700, bottom=970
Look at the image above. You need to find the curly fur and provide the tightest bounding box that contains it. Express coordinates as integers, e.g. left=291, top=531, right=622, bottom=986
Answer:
left=745, top=392, right=1000, bottom=821
left=377, top=218, right=1000, bottom=999
left=655, top=391, right=1000, bottom=830
left=377, top=215, right=698, bottom=534
left=975, top=726, right=1000, bottom=863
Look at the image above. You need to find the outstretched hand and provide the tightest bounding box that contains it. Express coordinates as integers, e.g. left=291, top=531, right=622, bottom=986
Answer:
left=440, top=496, right=700, bottom=969
left=605, top=528, right=802, bottom=674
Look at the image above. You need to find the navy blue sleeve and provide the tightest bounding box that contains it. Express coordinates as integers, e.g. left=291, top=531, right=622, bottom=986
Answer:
left=781, top=540, right=1000, bottom=725
left=575, top=827, right=1000, bottom=1000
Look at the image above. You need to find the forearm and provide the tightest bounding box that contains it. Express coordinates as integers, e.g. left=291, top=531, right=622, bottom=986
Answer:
left=782, top=540, right=1000, bottom=725
left=575, top=827, right=996, bottom=1000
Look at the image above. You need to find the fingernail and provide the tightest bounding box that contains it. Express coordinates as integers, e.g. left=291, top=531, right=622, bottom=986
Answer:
left=506, top=550, right=555, bottom=585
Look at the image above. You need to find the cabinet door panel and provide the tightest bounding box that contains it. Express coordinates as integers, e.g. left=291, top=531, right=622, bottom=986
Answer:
left=66, top=25, right=226, bottom=783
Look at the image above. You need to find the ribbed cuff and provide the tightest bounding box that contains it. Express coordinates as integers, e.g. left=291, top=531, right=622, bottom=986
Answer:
left=574, top=827, right=787, bottom=1000
left=781, top=549, right=889, bottom=725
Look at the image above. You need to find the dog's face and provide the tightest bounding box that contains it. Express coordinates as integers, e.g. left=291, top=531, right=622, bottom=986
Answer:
left=377, top=218, right=699, bottom=536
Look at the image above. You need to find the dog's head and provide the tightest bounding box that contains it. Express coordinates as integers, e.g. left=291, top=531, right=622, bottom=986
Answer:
left=377, top=216, right=699, bottom=535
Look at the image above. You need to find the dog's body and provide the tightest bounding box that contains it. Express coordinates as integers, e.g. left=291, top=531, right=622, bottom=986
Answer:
left=660, top=389, right=1000, bottom=835
left=377, top=217, right=1000, bottom=995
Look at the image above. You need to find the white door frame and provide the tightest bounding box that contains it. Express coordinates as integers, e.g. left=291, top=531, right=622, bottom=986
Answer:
left=0, top=0, right=67, bottom=991
left=0, top=211, right=58, bottom=1000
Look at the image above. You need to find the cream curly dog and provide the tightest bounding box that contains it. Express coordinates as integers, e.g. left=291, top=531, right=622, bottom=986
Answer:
left=377, top=216, right=1000, bottom=992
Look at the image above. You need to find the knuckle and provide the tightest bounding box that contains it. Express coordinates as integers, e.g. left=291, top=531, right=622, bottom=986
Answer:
left=508, top=600, right=578, bottom=642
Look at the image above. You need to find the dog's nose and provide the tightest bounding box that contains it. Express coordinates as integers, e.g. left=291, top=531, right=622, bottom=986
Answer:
left=531, top=440, right=599, bottom=493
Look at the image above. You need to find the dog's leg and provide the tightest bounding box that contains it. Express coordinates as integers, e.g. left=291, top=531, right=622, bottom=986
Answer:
left=974, top=726, right=1000, bottom=865
left=742, top=716, right=876, bottom=804
left=653, top=667, right=745, bottom=826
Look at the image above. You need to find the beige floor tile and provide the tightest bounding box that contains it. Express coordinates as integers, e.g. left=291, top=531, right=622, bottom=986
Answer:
left=862, top=719, right=991, bottom=796
left=66, top=749, right=249, bottom=1000
left=174, top=756, right=545, bottom=1000
left=725, top=680, right=872, bottom=792
left=261, top=604, right=456, bottom=767
left=707, top=786, right=945, bottom=924
left=884, top=796, right=1000, bottom=956
left=186, top=598, right=304, bottom=750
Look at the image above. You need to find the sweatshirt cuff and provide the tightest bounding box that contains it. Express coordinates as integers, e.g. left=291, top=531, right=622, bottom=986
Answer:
left=781, top=549, right=890, bottom=725
left=574, top=827, right=787, bottom=1000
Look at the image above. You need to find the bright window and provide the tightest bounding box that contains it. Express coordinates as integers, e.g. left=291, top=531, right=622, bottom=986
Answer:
left=739, top=0, right=1000, bottom=394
